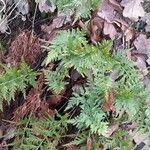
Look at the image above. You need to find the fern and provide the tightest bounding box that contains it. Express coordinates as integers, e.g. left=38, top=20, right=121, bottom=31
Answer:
left=66, top=84, right=108, bottom=135
left=44, top=28, right=150, bottom=142
left=0, top=62, right=37, bottom=111
left=64, top=132, right=87, bottom=147
left=44, top=66, right=68, bottom=93
left=51, top=0, right=100, bottom=19
left=11, top=113, right=68, bottom=150
left=46, top=29, right=112, bottom=75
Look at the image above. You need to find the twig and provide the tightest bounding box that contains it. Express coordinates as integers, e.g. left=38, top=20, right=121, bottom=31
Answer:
left=31, top=2, right=38, bottom=38
left=0, top=0, right=6, bottom=13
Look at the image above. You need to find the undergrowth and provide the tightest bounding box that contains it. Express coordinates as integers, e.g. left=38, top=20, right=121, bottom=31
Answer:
left=0, top=62, right=36, bottom=111
left=0, top=0, right=150, bottom=149
left=51, top=0, right=100, bottom=19
left=44, top=29, right=150, bottom=148
left=9, top=113, right=68, bottom=150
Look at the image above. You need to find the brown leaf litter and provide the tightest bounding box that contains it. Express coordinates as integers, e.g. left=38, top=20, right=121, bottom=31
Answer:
left=6, top=31, right=42, bottom=67
left=12, top=73, right=55, bottom=122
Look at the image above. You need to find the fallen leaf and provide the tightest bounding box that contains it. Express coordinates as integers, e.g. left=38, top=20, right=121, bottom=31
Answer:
left=103, top=21, right=117, bottom=40
left=47, top=88, right=66, bottom=106
left=135, top=56, right=148, bottom=75
left=121, top=0, right=145, bottom=21
left=35, top=0, right=56, bottom=13
left=41, top=12, right=71, bottom=42
left=103, top=123, right=119, bottom=138
left=120, top=122, right=137, bottom=130
left=88, top=16, right=104, bottom=43
left=143, top=76, right=150, bottom=88
left=133, top=34, right=150, bottom=57
left=109, top=0, right=123, bottom=11
left=98, top=0, right=128, bottom=27
left=142, top=13, right=150, bottom=32
left=14, top=0, right=29, bottom=15
left=129, top=130, right=150, bottom=145
left=37, top=101, right=55, bottom=118
left=124, top=27, right=135, bottom=42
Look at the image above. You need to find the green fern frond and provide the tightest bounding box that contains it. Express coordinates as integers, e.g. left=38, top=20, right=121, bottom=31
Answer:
left=12, top=113, right=68, bottom=150
left=46, top=29, right=112, bottom=76
left=67, top=85, right=108, bottom=135
left=51, top=0, right=100, bottom=19
left=0, top=62, right=37, bottom=111
left=64, top=132, right=87, bottom=147
left=44, top=66, right=68, bottom=93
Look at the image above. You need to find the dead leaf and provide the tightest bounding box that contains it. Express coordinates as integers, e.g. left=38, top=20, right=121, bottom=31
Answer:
left=41, top=12, right=71, bottom=42
left=129, top=130, right=150, bottom=145
left=14, top=0, right=29, bottom=15
left=35, top=0, right=56, bottom=13
left=102, top=89, right=115, bottom=112
left=12, top=89, right=41, bottom=121
left=103, top=124, right=119, bottom=138
left=121, top=0, right=145, bottom=21
left=97, top=0, right=128, bottom=27
left=143, top=76, right=150, bottom=88
left=47, top=89, right=66, bottom=106
left=86, top=137, right=92, bottom=150
left=124, top=27, right=135, bottom=42
left=120, top=122, right=137, bottom=130
left=103, top=21, right=117, bottom=40
left=142, top=13, right=150, bottom=32
left=133, top=34, right=150, bottom=57
left=88, top=17, right=104, bottom=43
left=135, top=56, right=148, bottom=75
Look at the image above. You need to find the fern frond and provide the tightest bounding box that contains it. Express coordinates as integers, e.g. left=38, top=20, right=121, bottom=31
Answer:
left=51, top=0, right=100, bottom=19
left=67, top=85, right=108, bottom=135
left=12, top=113, right=68, bottom=150
left=0, top=62, right=36, bottom=111
left=46, top=29, right=112, bottom=76
left=44, top=66, right=68, bottom=94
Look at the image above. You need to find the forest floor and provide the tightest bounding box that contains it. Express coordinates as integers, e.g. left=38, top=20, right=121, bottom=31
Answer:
left=0, top=0, right=150, bottom=150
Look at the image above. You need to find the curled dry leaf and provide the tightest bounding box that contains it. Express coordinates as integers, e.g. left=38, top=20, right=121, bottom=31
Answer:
left=41, top=12, right=71, bottom=42
left=103, top=21, right=117, bottom=40
left=88, top=17, right=104, bottom=43
left=109, top=0, right=123, bottom=10
left=121, top=0, right=145, bottom=21
left=129, top=130, right=150, bottom=145
left=143, top=76, right=150, bottom=88
left=37, top=101, right=55, bottom=119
